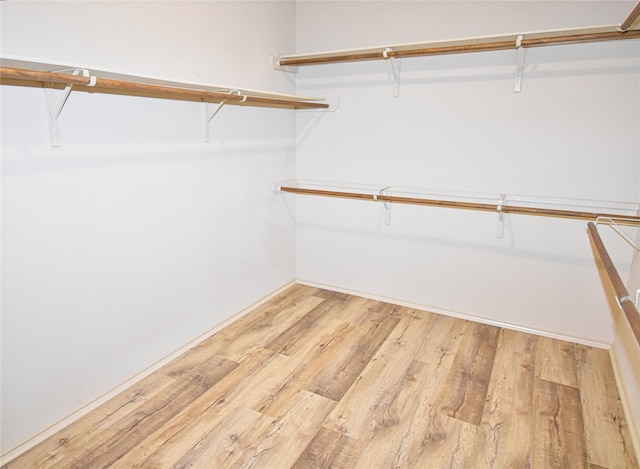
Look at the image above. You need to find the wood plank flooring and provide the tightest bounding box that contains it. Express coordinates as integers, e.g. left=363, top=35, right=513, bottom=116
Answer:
left=4, top=284, right=638, bottom=468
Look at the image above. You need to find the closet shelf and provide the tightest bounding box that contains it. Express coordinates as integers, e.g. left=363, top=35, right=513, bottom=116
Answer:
left=0, top=57, right=329, bottom=110
left=276, top=25, right=640, bottom=67
left=275, top=180, right=640, bottom=225
left=0, top=56, right=331, bottom=146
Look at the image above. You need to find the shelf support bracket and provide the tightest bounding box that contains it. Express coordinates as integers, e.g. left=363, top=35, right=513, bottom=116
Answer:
left=203, top=90, right=246, bottom=142
left=203, top=100, right=226, bottom=142
left=514, top=35, right=525, bottom=93
left=383, top=48, right=401, bottom=97
left=374, top=186, right=392, bottom=225
left=595, top=217, right=640, bottom=252
left=45, top=68, right=93, bottom=147
left=496, top=194, right=506, bottom=238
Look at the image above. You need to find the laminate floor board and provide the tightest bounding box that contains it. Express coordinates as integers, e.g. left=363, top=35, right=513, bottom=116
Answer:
left=3, top=285, right=638, bottom=469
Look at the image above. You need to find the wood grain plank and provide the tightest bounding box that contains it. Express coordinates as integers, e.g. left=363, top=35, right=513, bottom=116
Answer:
left=176, top=390, right=335, bottom=468
left=248, top=296, right=383, bottom=419
left=385, top=406, right=487, bottom=469
left=446, top=419, right=489, bottom=469
left=252, top=306, right=398, bottom=418
left=265, top=293, right=365, bottom=356
left=413, top=312, right=466, bottom=365
left=2, top=370, right=177, bottom=469
left=322, top=309, right=437, bottom=441
left=535, top=335, right=579, bottom=388
left=480, top=329, right=537, bottom=468
left=292, top=426, right=364, bottom=469
left=61, top=355, right=239, bottom=468
left=169, top=406, right=275, bottom=468
left=217, top=294, right=326, bottom=362
left=110, top=287, right=318, bottom=391
left=304, top=304, right=402, bottom=401
left=532, top=379, right=587, bottom=469
left=351, top=359, right=434, bottom=468
left=166, top=285, right=326, bottom=366
left=574, top=345, right=639, bottom=469
left=440, top=321, right=501, bottom=426
left=242, top=390, right=337, bottom=469
left=108, top=348, right=284, bottom=468
left=352, top=314, right=469, bottom=468
left=151, top=324, right=349, bottom=466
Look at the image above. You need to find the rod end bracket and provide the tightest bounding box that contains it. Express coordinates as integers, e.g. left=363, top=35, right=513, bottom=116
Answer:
left=272, top=55, right=298, bottom=73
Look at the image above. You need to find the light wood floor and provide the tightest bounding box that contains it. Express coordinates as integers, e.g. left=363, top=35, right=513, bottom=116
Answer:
left=4, top=284, right=638, bottom=468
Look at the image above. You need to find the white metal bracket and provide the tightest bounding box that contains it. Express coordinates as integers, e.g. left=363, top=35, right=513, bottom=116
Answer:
left=203, top=90, right=246, bottom=142
left=514, top=35, right=525, bottom=93
left=496, top=194, right=506, bottom=238
left=595, top=217, right=640, bottom=252
left=383, top=48, right=401, bottom=97
left=374, top=186, right=392, bottom=225
left=203, top=100, right=225, bottom=142
left=44, top=68, right=94, bottom=147
left=271, top=55, right=298, bottom=74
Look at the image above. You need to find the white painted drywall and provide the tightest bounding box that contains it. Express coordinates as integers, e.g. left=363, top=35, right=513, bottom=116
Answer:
left=295, top=1, right=640, bottom=343
left=0, top=1, right=294, bottom=92
left=1, top=1, right=297, bottom=453
left=2, top=0, right=639, bottom=458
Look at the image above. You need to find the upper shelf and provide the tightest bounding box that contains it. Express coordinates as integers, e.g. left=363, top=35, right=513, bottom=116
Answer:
left=276, top=25, right=640, bottom=67
left=0, top=55, right=330, bottom=110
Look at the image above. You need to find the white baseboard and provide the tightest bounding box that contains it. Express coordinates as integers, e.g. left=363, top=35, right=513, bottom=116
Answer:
left=296, top=279, right=611, bottom=349
left=609, top=346, right=640, bottom=459
left=0, top=280, right=296, bottom=466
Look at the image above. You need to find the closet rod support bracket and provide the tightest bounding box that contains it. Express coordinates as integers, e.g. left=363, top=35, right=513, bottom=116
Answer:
left=595, top=216, right=640, bottom=251
left=203, top=100, right=227, bottom=142
left=377, top=186, right=392, bottom=225
left=272, top=55, right=298, bottom=73
left=496, top=194, right=506, bottom=238
left=45, top=68, right=93, bottom=147
left=203, top=91, right=245, bottom=141
left=514, top=35, right=525, bottom=93
left=383, top=48, right=401, bottom=97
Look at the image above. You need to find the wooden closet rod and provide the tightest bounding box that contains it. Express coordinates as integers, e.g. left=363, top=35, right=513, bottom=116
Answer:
left=278, top=26, right=640, bottom=66
left=621, top=0, right=640, bottom=31
left=587, top=222, right=640, bottom=347
left=280, top=186, right=640, bottom=225
left=0, top=67, right=330, bottom=110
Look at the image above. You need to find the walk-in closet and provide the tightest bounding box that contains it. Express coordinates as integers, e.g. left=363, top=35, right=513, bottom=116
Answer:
left=1, top=1, right=639, bottom=467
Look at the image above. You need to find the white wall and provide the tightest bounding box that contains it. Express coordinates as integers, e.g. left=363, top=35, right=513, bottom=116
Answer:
left=1, top=1, right=297, bottom=454
left=294, top=1, right=640, bottom=343
left=2, top=0, right=639, bottom=458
